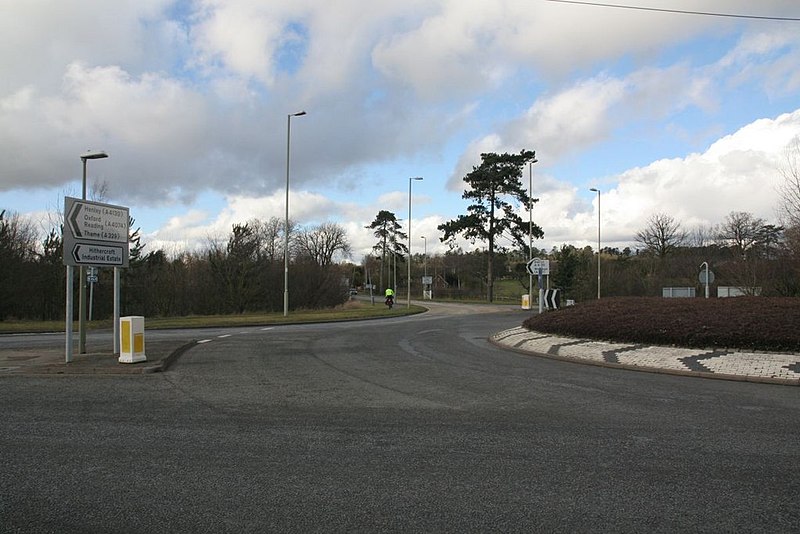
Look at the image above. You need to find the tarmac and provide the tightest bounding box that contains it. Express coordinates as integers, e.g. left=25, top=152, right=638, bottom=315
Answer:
left=2, top=325, right=799, bottom=385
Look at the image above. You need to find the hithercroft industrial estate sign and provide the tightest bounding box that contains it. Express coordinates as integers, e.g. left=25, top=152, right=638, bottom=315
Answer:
left=63, top=197, right=130, bottom=268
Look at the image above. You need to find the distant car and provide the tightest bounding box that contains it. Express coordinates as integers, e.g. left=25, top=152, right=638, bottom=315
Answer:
left=349, top=288, right=358, bottom=295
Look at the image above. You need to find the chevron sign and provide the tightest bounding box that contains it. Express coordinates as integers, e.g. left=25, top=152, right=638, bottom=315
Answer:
left=544, top=288, right=560, bottom=310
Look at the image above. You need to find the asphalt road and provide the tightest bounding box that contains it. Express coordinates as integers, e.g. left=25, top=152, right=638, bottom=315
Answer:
left=2, top=304, right=799, bottom=532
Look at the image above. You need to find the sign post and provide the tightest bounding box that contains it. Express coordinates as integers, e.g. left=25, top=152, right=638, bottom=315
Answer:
left=526, top=258, right=550, bottom=313
left=699, top=262, right=714, bottom=299
left=63, top=197, right=129, bottom=361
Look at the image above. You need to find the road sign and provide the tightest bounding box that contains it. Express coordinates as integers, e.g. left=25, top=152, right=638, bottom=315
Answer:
left=63, top=197, right=130, bottom=267
left=699, top=269, right=715, bottom=285
left=72, top=243, right=126, bottom=266
left=544, top=288, right=560, bottom=310
left=526, top=257, right=550, bottom=275
left=67, top=198, right=128, bottom=243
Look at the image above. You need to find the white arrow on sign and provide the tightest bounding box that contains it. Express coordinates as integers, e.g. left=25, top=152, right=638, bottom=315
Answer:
left=526, top=257, right=550, bottom=275
left=72, top=243, right=125, bottom=266
left=544, top=288, right=560, bottom=309
left=67, top=200, right=128, bottom=243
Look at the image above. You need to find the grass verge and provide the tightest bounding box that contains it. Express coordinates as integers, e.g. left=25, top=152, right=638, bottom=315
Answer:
left=0, top=300, right=426, bottom=334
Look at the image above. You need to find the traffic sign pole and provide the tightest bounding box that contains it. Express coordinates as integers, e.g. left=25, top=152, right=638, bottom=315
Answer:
left=538, top=273, right=544, bottom=314
left=63, top=196, right=130, bottom=358
left=65, top=266, right=73, bottom=363
left=526, top=258, right=550, bottom=313
left=114, top=267, right=121, bottom=354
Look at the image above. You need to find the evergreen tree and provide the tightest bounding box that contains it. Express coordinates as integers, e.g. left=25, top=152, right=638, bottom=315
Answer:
left=438, top=150, right=542, bottom=302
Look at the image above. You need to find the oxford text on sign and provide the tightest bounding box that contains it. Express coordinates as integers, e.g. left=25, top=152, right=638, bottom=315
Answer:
left=66, top=198, right=129, bottom=243
left=63, top=197, right=130, bottom=268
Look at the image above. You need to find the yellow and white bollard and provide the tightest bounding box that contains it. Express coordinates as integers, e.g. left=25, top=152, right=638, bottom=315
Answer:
left=119, top=316, right=146, bottom=363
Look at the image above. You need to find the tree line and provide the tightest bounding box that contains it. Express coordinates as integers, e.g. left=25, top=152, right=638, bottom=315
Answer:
left=3, top=140, right=800, bottom=320
left=0, top=212, right=353, bottom=321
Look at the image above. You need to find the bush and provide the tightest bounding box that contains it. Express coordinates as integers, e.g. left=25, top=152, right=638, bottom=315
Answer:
left=523, top=297, right=800, bottom=352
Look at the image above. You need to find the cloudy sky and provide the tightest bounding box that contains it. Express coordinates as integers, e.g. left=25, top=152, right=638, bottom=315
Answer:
left=2, top=0, right=800, bottom=261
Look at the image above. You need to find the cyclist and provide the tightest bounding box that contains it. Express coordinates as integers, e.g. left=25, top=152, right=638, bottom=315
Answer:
left=384, top=287, right=395, bottom=308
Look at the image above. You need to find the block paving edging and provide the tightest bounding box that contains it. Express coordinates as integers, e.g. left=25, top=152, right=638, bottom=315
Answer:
left=490, top=327, right=800, bottom=386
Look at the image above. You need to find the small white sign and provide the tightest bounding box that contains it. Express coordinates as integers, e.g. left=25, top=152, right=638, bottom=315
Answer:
left=526, top=257, right=550, bottom=275
left=72, top=243, right=125, bottom=266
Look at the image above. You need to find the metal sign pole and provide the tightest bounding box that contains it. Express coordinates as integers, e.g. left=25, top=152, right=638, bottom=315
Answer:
left=65, top=266, right=74, bottom=362
left=114, top=267, right=121, bottom=354
left=538, top=273, right=544, bottom=314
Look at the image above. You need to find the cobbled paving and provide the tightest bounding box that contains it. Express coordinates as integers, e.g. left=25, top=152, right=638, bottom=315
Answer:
left=492, top=327, right=800, bottom=384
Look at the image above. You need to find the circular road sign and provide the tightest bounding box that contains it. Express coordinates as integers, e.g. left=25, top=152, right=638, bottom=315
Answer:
left=699, top=269, right=715, bottom=285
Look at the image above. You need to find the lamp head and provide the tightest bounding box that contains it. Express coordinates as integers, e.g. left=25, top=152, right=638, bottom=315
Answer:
left=80, top=150, right=108, bottom=161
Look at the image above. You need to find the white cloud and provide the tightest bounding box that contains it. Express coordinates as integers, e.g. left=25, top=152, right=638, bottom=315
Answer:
left=530, top=110, right=800, bottom=250
left=2, top=0, right=800, bottom=266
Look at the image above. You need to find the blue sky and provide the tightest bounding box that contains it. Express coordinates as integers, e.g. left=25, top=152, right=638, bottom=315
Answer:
left=2, top=0, right=800, bottom=261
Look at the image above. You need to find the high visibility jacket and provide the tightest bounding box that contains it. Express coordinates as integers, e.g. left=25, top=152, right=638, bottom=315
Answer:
left=385, top=288, right=394, bottom=297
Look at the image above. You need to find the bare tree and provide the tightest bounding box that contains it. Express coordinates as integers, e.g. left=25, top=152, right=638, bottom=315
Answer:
left=635, top=213, right=688, bottom=258
left=250, top=217, right=283, bottom=263
left=295, top=222, right=352, bottom=267
left=714, top=211, right=770, bottom=258
left=687, top=224, right=714, bottom=248
left=777, top=136, right=800, bottom=228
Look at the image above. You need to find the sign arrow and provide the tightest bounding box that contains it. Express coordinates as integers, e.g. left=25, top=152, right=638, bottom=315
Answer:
left=68, top=203, right=83, bottom=238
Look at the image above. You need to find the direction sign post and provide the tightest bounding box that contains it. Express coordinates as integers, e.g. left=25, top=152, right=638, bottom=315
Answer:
left=525, top=258, right=550, bottom=313
left=63, top=198, right=130, bottom=265
left=63, top=197, right=130, bottom=360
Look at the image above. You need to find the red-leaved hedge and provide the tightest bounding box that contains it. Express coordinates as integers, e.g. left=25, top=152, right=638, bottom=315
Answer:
left=522, top=297, right=800, bottom=352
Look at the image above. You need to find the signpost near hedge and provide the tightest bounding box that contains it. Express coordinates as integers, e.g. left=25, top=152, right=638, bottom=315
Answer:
left=526, top=257, right=550, bottom=313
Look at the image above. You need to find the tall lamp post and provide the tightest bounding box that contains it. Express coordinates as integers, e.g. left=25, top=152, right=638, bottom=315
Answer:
left=284, top=111, right=306, bottom=317
left=420, top=236, right=427, bottom=276
left=528, top=155, right=538, bottom=309
left=589, top=187, right=601, bottom=299
left=420, top=235, right=427, bottom=299
left=79, top=150, right=108, bottom=354
left=407, top=176, right=423, bottom=308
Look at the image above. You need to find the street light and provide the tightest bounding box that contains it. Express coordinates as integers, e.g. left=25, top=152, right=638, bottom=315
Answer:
left=408, top=176, right=423, bottom=308
left=528, top=155, right=538, bottom=311
left=420, top=236, right=427, bottom=276
left=78, top=150, right=108, bottom=354
left=589, top=187, right=601, bottom=299
left=284, top=111, right=306, bottom=317
left=420, top=235, right=427, bottom=300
